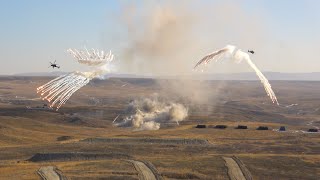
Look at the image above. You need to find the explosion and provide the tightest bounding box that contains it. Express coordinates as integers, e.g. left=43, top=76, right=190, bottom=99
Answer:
left=115, top=96, right=188, bottom=131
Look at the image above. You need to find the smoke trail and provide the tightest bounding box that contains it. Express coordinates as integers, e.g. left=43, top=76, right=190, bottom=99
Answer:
left=244, top=54, right=279, bottom=105
left=37, top=72, right=91, bottom=110
left=115, top=96, right=188, bottom=131
left=67, top=48, right=114, bottom=67
left=194, top=45, right=279, bottom=105
left=37, top=48, right=115, bottom=110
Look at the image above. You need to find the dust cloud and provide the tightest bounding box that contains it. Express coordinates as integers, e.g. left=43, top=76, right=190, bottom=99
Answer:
left=110, top=1, right=269, bottom=75
left=107, top=1, right=270, bottom=129
left=115, top=95, right=188, bottom=130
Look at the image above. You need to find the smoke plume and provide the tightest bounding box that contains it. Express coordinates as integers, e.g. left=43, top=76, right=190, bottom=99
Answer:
left=103, top=1, right=271, bottom=106
left=115, top=95, right=188, bottom=130
left=108, top=1, right=269, bottom=76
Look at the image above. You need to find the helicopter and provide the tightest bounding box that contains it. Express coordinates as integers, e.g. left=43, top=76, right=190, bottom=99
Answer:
left=49, top=60, right=60, bottom=69
left=248, top=50, right=255, bottom=54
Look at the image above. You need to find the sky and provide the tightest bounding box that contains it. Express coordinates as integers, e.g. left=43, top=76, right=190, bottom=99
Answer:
left=0, top=0, right=319, bottom=75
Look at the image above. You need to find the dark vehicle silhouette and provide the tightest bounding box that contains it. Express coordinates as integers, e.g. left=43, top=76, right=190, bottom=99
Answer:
left=248, top=50, right=255, bottom=54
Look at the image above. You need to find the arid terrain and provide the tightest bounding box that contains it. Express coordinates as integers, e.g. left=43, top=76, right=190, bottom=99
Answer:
left=0, top=76, right=319, bottom=179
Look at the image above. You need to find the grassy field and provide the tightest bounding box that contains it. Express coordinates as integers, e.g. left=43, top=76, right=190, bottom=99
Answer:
left=0, top=77, right=319, bottom=179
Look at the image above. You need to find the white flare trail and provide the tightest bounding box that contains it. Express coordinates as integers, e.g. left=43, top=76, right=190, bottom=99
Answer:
left=37, top=48, right=115, bottom=110
left=194, top=45, right=279, bottom=105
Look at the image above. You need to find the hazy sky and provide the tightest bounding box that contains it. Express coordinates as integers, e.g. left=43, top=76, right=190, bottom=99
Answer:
left=0, top=0, right=319, bottom=75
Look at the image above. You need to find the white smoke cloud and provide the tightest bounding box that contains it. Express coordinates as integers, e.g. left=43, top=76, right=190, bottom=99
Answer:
left=115, top=95, right=188, bottom=131
left=37, top=49, right=115, bottom=110
left=193, top=45, right=279, bottom=105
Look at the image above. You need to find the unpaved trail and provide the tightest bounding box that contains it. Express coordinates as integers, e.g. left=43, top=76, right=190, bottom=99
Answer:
left=37, top=166, right=67, bottom=180
left=129, top=160, right=157, bottom=180
left=223, top=157, right=246, bottom=180
left=307, top=120, right=319, bottom=129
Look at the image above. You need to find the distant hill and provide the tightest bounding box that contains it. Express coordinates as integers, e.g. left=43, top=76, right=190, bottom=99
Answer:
left=11, top=72, right=320, bottom=81
left=190, top=72, right=320, bottom=81
left=13, top=71, right=69, bottom=77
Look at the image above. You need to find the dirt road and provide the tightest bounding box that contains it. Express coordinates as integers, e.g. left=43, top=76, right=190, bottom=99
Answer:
left=223, top=157, right=246, bottom=180
left=129, top=160, right=157, bottom=180
left=37, top=166, right=66, bottom=180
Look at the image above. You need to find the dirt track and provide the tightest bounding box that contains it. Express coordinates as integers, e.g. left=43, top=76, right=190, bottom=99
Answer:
left=37, top=166, right=66, bottom=180
left=129, top=160, right=157, bottom=180
left=223, top=157, right=246, bottom=180
left=29, top=152, right=131, bottom=162
left=82, top=137, right=209, bottom=145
